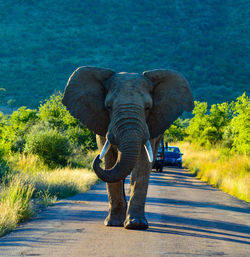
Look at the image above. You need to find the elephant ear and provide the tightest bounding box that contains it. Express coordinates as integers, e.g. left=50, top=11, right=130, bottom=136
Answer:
left=62, top=66, right=115, bottom=136
left=143, top=69, right=194, bottom=138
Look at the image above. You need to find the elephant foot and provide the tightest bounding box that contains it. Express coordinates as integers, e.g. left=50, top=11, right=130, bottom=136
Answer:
left=124, top=217, right=148, bottom=230
left=104, top=212, right=126, bottom=227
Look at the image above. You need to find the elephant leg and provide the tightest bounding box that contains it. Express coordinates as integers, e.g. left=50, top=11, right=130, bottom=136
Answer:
left=124, top=136, right=162, bottom=230
left=97, top=136, right=127, bottom=226
left=124, top=147, right=151, bottom=230
left=105, top=179, right=127, bottom=226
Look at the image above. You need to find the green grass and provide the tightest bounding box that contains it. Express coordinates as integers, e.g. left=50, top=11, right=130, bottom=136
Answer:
left=0, top=152, right=98, bottom=237
left=176, top=142, right=250, bottom=202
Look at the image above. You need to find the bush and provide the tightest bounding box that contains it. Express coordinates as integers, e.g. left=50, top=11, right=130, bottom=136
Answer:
left=185, top=101, right=209, bottom=143
left=38, top=94, right=97, bottom=151
left=0, top=107, right=39, bottom=154
left=0, top=159, right=10, bottom=180
left=164, top=118, right=190, bottom=142
left=10, top=107, right=38, bottom=127
left=230, top=93, right=250, bottom=155
left=0, top=94, right=97, bottom=169
left=39, top=93, right=79, bottom=130
left=185, top=94, right=249, bottom=155
left=186, top=100, right=233, bottom=147
left=25, top=128, right=71, bottom=168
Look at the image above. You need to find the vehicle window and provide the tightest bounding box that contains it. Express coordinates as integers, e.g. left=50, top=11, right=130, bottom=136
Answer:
left=166, top=147, right=180, bottom=153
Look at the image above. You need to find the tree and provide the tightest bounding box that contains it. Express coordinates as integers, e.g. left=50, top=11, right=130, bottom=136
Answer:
left=206, top=102, right=232, bottom=143
left=164, top=118, right=189, bottom=142
left=230, top=93, right=249, bottom=155
left=185, top=101, right=209, bottom=145
left=186, top=101, right=232, bottom=147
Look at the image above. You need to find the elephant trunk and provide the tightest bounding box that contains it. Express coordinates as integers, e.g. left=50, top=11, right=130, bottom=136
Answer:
left=92, top=105, right=153, bottom=183
left=93, top=133, right=142, bottom=183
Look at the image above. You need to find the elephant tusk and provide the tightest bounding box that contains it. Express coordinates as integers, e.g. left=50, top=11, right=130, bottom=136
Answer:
left=99, top=139, right=111, bottom=160
left=144, top=140, right=153, bottom=163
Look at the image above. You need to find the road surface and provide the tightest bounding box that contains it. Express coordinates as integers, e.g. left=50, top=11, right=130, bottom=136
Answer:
left=0, top=167, right=249, bottom=257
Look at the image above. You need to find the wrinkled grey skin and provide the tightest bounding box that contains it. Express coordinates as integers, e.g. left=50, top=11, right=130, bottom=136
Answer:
left=62, top=66, right=194, bottom=230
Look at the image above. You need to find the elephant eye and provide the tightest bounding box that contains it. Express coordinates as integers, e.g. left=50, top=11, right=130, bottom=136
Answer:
left=106, top=104, right=112, bottom=111
left=145, top=106, right=150, bottom=111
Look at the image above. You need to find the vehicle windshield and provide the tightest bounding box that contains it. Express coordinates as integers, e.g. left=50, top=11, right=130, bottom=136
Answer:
left=166, top=147, right=180, bottom=153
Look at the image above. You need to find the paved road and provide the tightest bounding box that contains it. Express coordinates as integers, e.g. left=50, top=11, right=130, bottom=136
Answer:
left=0, top=167, right=250, bottom=257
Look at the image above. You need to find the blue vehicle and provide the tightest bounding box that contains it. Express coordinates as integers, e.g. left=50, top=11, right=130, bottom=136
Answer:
left=153, top=142, right=183, bottom=171
left=164, top=146, right=183, bottom=168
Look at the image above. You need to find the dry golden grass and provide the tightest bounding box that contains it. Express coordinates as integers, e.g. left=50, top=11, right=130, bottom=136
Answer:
left=0, top=177, right=35, bottom=236
left=10, top=153, right=49, bottom=173
left=175, top=142, right=250, bottom=202
left=28, top=168, right=98, bottom=199
left=0, top=153, right=98, bottom=237
left=0, top=200, right=20, bottom=236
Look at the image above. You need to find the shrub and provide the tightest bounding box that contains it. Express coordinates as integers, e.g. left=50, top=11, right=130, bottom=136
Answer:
left=66, top=126, right=97, bottom=151
left=186, top=100, right=234, bottom=147
left=0, top=159, right=10, bottom=180
left=164, top=118, right=190, bottom=142
left=39, top=93, right=78, bottom=130
left=0, top=107, right=38, bottom=154
left=25, top=128, right=71, bottom=168
left=10, top=107, right=38, bottom=127
left=38, top=94, right=97, bottom=151
left=230, top=93, right=250, bottom=155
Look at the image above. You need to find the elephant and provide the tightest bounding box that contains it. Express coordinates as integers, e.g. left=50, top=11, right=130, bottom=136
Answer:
left=62, top=66, right=194, bottom=230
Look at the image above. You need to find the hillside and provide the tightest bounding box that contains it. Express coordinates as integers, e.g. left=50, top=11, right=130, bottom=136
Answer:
left=0, top=0, right=249, bottom=109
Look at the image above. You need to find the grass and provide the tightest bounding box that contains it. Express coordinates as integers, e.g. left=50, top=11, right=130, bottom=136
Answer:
left=10, top=153, right=49, bottom=173
left=0, top=152, right=98, bottom=237
left=0, top=177, right=35, bottom=236
left=176, top=142, right=250, bottom=202
left=29, top=168, right=98, bottom=199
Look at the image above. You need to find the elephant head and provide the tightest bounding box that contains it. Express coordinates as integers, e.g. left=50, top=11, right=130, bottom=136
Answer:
left=62, top=66, right=194, bottom=183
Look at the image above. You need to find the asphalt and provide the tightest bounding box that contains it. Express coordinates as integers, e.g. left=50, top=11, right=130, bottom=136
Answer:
left=0, top=167, right=249, bottom=257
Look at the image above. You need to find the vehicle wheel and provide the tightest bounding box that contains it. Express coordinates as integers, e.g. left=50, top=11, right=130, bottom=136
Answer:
left=178, top=163, right=182, bottom=169
left=159, top=166, right=163, bottom=172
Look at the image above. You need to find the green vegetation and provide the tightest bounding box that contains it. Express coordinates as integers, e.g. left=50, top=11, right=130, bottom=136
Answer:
left=185, top=93, right=249, bottom=155
left=0, top=177, right=34, bottom=236
left=177, top=142, right=250, bottom=202
left=0, top=94, right=97, bottom=168
left=0, top=0, right=248, bottom=237
left=0, top=93, right=248, bottom=236
left=0, top=1, right=249, bottom=109
left=165, top=93, right=250, bottom=202
left=25, top=129, right=71, bottom=168
left=0, top=95, right=98, bottom=236
left=0, top=167, right=97, bottom=236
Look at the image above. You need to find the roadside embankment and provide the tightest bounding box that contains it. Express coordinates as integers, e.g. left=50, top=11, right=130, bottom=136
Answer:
left=0, top=153, right=98, bottom=237
left=176, top=142, right=250, bottom=202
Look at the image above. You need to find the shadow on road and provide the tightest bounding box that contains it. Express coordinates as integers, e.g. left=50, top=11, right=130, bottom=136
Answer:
left=150, top=170, right=215, bottom=191
left=146, top=212, right=250, bottom=244
left=146, top=196, right=250, bottom=214
left=146, top=169, right=250, bottom=245
left=147, top=223, right=250, bottom=245
left=0, top=167, right=249, bottom=249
